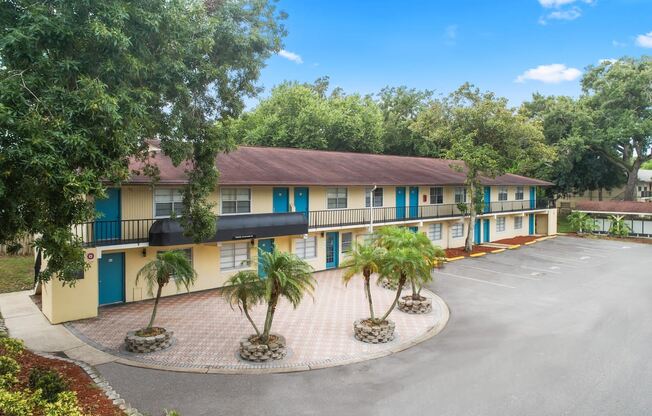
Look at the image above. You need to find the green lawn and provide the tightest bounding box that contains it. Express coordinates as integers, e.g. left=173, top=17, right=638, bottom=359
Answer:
left=557, top=214, right=573, bottom=233
left=0, top=255, right=34, bottom=294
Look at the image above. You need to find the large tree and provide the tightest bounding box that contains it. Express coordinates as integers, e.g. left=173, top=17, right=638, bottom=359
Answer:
left=581, top=57, right=652, bottom=201
left=0, top=0, right=284, bottom=283
left=225, top=77, right=384, bottom=153
left=520, top=94, right=626, bottom=199
left=412, top=84, right=553, bottom=252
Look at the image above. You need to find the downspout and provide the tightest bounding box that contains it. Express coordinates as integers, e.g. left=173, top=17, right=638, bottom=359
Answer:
left=369, top=184, right=377, bottom=234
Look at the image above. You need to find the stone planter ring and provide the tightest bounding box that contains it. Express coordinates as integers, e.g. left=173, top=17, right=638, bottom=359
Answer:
left=125, top=329, right=173, bottom=353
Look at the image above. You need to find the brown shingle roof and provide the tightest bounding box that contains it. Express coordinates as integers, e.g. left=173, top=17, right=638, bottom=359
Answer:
left=127, top=145, right=552, bottom=187
left=576, top=200, right=652, bottom=215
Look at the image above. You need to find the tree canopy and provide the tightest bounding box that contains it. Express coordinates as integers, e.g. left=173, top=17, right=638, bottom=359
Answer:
left=0, top=0, right=285, bottom=283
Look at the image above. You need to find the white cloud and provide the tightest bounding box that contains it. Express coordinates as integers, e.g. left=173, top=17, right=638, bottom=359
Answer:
left=538, top=0, right=592, bottom=8
left=278, top=49, right=303, bottom=64
left=612, top=40, right=627, bottom=48
left=635, top=32, right=652, bottom=48
left=515, top=64, right=582, bottom=83
left=537, top=0, right=593, bottom=24
left=444, top=24, right=458, bottom=45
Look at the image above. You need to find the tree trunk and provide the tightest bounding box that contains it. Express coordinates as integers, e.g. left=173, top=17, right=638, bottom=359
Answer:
left=242, top=299, right=260, bottom=337
left=379, top=274, right=407, bottom=323
left=624, top=162, right=642, bottom=201
left=261, top=291, right=279, bottom=344
left=465, top=181, right=476, bottom=252
left=147, top=284, right=163, bottom=329
left=598, top=188, right=603, bottom=201
left=363, top=273, right=375, bottom=320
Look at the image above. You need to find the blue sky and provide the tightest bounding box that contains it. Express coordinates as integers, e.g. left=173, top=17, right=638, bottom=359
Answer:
left=251, top=0, right=652, bottom=107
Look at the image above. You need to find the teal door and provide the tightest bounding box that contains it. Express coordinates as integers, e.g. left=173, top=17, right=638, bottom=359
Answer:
left=529, top=186, right=536, bottom=209
left=396, top=187, right=406, bottom=219
left=483, top=219, right=490, bottom=243
left=95, top=188, right=121, bottom=241
left=273, top=188, right=289, bottom=213
left=474, top=219, right=481, bottom=243
left=483, top=186, right=491, bottom=213
left=98, top=252, right=124, bottom=305
left=529, top=214, right=535, bottom=235
left=294, top=187, right=309, bottom=217
left=326, top=232, right=339, bottom=269
left=257, top=239, right=274, bottom=277
left=409, top=187, right=419, bottom=218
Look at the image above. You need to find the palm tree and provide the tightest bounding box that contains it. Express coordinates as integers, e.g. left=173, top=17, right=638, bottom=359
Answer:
left=375, top=226, right=445, bottom=301
left=224, top=249, right=316, bottom=344
left=135, top=250, right=197, bottom=333
left=340, top=242, right=386, bottom=322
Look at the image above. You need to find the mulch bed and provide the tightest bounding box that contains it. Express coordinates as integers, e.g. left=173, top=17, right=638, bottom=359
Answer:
left=445, top=245, right=495, bottom=258
left=4, top=346, right=123, bottom=416
left=493, top=235, right=539, bottom=245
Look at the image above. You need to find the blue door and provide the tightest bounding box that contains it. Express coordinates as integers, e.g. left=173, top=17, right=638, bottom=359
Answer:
left=273, top=188, right=289, bottom=213
left=529, top=214, right=535, bottom=235
left=98, top=252, right=124, bottom=305
left=529, top=186, right=536, bottom=209
left=474, top=219, right=481, bottom=243
left=258, top=239, right=274, bottom=277
left=326, top=232, right=339, bottom=269
left=483, top=186, right=491, bottom=213
left=95, top=188, right=121, bottom=241
left=294, top=187, right=309, bottom=217
left=409, top=187, right=419, bottom=218
left=483, top=219, right=490, bottom=243
left=396, top=187, right=406, bottom=219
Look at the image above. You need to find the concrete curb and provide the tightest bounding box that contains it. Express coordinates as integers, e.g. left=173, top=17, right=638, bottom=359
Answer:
left=490, top=248, right=506, bottom=254
left=507, top=244, right=521, bottom=250
left=70, top=290, right=450, bottom=376
left=446, top=256, right=465, bottom=262
left=469, top=252, right=486, bottom=258
left=524, top=241, right=537, bottom=246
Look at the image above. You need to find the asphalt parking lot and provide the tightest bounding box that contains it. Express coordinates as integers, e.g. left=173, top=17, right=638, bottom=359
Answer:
left=97, top=236, right=652, bottom=416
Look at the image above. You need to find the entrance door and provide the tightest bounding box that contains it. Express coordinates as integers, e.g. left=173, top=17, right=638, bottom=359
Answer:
left=294, top=187, right=309, bottom=217
left=95, top=188, right=121, bottom=241
left=483, top=219, right=490, bottom=243
left=326, top=232, right=339, bottom=269
left=409, top=187, right=419, bottom=218
left=257, top=239, right=274, bottom=277
left=529, top=186, right=536, bottom=209
left=98, top=252, right=124, bottom=305
left=396, top=187, right=406, bottom=220
left=483, top=186, right=491, bottom=213
left=474, top=219, right=481, bottom=244
left=529, top=214, right=535, bottom=235
left=273, top=188, right=289, bottom=213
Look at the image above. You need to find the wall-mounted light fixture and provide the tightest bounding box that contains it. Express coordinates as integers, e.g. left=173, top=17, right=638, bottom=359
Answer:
left=250, top=239, right=255, bottom=246
left=142, top=248, right=147, bottom=257
left=320, top=232, right=325, bottom=238
left=303, top=234, right=309, bottom=240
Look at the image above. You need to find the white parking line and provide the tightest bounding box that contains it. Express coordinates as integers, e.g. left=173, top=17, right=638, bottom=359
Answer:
left=522, top=252, right=587, bottom=265
left=475, top=258, right=562, bottom=274
left=438, top=271, right=516, bottom=289
left=455, top=263, right=543, bottom=281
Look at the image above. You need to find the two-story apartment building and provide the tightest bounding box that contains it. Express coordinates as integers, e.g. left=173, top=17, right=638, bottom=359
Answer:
left=40, top=145, right=556, bottom=323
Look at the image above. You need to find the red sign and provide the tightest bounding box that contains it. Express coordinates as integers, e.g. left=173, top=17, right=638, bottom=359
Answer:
left=86, top=252, right=95, bottom=260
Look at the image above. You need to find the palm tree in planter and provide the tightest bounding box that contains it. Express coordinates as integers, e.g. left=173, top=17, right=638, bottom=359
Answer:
left=340, top=242, right=387, bottom=324
left=223, top=249, right=316, bottom=362
left=125, top=250, right=197, bottom=353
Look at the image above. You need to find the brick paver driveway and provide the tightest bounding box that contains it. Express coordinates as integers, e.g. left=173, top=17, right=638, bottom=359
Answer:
left=67, top=269, right=446, bottom=372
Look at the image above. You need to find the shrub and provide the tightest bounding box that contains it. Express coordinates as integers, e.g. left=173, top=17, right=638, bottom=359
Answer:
left=567, top=211, right=597, bottom=233
left=0, top=356, right=20, bottom=388
left=0, top=337, right=24, bottom=357
left=28, top=367, right=69, bottom=403
left=42, top=391, right=85, bottom=416
left=608, top=215, right=631, bottom=237
left=0, top=389, right=39, bottom=416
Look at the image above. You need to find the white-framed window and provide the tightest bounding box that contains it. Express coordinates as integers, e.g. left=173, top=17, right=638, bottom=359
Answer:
left=497, top=217, right=506, bottom=232
left=498, top=187, right=508, bottom=201
left=221, top=188, right=251, bottom=214
left=430, top=187, right=443, bottom=204
left=359, top=233, right=375, bottom=245
left=220, top=242, right=250, bottom=271
left=154, top=188, right=184, bottom=218
left=365, top=188, right=384, bottom=207
left=454, top=187, right=467, bottom=204
left=428, top=223, right=442, bottom=241
left=514, top=216, right=523, bottom=230
left=294, top=236, right=317, bottom=259
left=451, top=222, right=464, bottom=238
left=341, top=232, right=353, bottom=253
left=515, top=186, right=524, bottom=200
left=327, top=187, right=347, bottom=209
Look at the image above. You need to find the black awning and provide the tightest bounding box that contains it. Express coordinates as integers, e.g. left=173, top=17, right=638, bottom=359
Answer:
left=148, top=212, right=308, bottom=246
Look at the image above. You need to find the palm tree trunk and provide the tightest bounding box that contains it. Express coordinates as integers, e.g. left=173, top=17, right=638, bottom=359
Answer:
left=261, top=292, right=279, bottom=344
left=147, top=284, right=163, bottom=329
left=363, top=274, right=375, bottom=320
left=411, top=279, right=418, bottom=300
left=242, top=299, right=260, bottom=336
left=378, top=274, right=407, bottom=323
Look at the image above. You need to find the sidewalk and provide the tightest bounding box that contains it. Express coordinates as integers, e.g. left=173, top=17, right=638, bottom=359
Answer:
left=0, top=290, right=115, bottom=366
